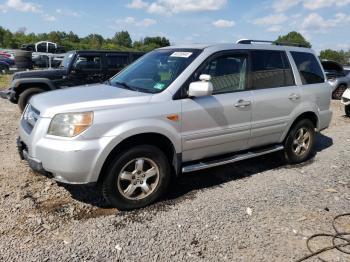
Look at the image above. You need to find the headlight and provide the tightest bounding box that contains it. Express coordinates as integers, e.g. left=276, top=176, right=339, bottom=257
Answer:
left=48, top=112, right=93, bottom=137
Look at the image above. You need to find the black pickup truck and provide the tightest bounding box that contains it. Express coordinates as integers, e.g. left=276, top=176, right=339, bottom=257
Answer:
left=0, top=50, right=145, bottom=111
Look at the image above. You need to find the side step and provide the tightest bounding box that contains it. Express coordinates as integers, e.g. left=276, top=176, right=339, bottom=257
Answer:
left=182, top=145, right=284, bottom=173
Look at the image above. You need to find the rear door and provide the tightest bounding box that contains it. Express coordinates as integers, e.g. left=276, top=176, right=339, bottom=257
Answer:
left=181, top=51, right=252, bottom=162
left=249, top=50, right=300, bottom=147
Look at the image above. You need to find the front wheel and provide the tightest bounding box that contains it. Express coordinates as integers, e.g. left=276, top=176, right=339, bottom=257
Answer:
left=284, top=119, right=315, bottom=164
left=18, top=87, right=45, bottom=111
left=102, top=145, right=171, bottom=210
left=345, top=105, right=350, bottom=117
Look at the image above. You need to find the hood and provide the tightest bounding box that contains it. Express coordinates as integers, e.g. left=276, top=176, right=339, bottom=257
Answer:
left=30, top=83, right=153, bottom=118
left=13, top=68, right=67, bottom=80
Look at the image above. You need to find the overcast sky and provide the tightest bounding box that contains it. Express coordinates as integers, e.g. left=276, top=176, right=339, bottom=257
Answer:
left=0, top=0, right=349, bottom=52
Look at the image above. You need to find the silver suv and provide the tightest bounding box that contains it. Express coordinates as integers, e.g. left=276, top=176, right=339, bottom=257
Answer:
left=18, top=40, right=332, bottom=210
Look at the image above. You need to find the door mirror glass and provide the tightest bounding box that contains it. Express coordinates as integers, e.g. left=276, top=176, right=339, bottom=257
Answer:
left=189, top=74, right=213, bottom=97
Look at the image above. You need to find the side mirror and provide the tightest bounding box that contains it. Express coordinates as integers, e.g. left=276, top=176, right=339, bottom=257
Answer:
left=188, top=74, right=213, bottom=97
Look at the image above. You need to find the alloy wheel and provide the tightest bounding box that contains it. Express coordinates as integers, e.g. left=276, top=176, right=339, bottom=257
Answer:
left=117, top=158, right=160, bottom=200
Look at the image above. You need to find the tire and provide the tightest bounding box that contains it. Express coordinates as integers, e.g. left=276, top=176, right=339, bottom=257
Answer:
left=102, top=145, right=171, bottom=210
left=0, top=64, right=9, bottom=73
left=284, top=119, right=315, bottom=164
left=345, top=105, right=350, bottom=117
left=18, top=88, right=45, bottom=111
left=332, top=84, right=347, bottom=100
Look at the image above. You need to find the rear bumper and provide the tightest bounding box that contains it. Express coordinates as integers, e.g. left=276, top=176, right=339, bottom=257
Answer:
left=0, top=88, right=16, bottom=103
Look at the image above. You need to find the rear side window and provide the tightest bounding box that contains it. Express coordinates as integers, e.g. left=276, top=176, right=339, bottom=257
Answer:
left=291, top=51, right=325, bottom=85
left=106, top=55, right=129, bottom=69
left=250, top=50, right=295, bottom=89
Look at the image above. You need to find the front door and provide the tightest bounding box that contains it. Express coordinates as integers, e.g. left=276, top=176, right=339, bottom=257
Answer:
left=181, top=51, right=252, bottom=162
left=69, top=53, right=103, bottom=86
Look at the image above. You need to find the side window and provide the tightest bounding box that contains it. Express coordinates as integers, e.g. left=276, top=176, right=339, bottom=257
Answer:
left=250, top=50, right=295, bottom=89
left=198, top=54, right=247, bottom=94
left=106, top=55, right=128, bottom=69
left=37, top=42, right=47, bottom=52
left=73, top=54, right=101, bottom=70
left=48, top=43, right=56, bottom=53
left=291, top=51, right=325, bottom=85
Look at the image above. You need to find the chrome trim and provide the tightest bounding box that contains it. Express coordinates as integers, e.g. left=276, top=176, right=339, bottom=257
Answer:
left=182, top=145, right=284, bottom=173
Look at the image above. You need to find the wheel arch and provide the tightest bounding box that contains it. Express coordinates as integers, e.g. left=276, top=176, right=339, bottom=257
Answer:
left=97, top=132, right=181, bottom=184
left=13, top=79, right=56, bottom=99
left=281, top=111, right=319, bottom=142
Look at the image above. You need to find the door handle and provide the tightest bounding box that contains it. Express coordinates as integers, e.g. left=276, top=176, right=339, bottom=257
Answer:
left=234, top=99, right=251, bottom=108
left=288, top=93, right=300, bottom=101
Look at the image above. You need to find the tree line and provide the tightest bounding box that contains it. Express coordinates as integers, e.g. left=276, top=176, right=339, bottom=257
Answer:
left=0, top=27, right=170, bottom=52
left=0, top=27, right=349, bottom=65
left=276, top=31, right=350, bottom=65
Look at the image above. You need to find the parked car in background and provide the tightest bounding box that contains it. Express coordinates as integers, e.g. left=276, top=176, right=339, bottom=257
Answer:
left=0, top=61, right=9, bottom=72
left=321, top=60, right=350, bottom=99
left=0, top=54, right=15, bottom=66
left=21, top=41, right=66, bottom=54
left=0, top=50, right=145, bottom=111
left=32, top=54, right=64, bottom=68
left=17, top=41, right=332, bottom=210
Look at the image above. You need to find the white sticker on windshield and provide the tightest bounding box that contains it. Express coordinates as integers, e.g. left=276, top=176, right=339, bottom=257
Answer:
left=170, top=52, right=193, bottom=58
left=68, top=53, right=73, bottom=58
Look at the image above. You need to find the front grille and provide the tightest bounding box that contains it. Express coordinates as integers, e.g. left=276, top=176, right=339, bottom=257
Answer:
left=21, top=104, right=40, bottom=134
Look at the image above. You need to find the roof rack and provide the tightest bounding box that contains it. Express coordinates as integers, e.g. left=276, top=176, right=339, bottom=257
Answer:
left=236, top=39, right=309, bottom=48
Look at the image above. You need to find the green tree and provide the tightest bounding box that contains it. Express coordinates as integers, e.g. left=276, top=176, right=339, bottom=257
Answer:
left=112, top=31, right=132, bottom=48
left=320, top=49, right=347, bottom=65
left=143, top=36, right=170, bottom=47
left=276, top=31, right=311, bottom=48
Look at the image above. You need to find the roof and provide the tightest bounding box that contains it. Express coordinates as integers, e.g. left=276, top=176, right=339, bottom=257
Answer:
left=72, top=50, right=146, bottom=54
left=160, top=43, right=315, bottom=53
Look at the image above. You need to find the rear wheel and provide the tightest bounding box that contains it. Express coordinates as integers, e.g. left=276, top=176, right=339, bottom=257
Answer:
left=332, top=84, right=347, bottom=100
left=18, top=87, right=45, bottom=111
left=284, top=119, right=315, bottom=164
left=102, top=145, right=171, bottom=210
left=345, top=105, right=350, bottom=117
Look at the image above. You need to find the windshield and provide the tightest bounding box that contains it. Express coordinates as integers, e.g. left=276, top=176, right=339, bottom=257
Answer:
left=110, top=49, right=202, bottom=93
left=60, top=51, right=75, bottom=68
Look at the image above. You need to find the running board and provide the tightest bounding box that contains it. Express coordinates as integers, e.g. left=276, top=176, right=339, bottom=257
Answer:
left=182, top=145, right=284, bottom=173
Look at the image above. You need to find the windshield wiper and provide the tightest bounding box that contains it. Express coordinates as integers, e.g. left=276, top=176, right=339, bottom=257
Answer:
left=114, top=81, right=139, bottom=92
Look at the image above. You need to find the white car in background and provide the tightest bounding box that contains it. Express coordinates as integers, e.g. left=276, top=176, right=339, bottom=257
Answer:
left=341, top=88, right=350, bottom=116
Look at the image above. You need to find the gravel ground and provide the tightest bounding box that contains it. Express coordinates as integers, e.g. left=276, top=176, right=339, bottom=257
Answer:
left=0, top=97, right=349, bottom=262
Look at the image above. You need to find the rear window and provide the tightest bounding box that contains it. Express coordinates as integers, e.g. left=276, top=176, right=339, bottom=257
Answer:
left=291, top=52, right=324, bottom=85
left=250, top=50, right=295, bottom=89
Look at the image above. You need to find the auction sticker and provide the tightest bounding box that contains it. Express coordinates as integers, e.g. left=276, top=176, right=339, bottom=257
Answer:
left=170, top=52, right=193, bottom=58
left=154, top=83, right=166, bottom=90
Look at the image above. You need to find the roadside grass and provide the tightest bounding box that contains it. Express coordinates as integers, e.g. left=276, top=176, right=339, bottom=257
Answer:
left=0, top=74, right=12, bottom=90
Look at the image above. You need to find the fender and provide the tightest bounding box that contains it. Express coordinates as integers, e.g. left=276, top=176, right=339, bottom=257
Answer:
left=279, top=102, right=320, bottom=142
left=11, top=78, right=57, bottom=92
left=88, top=119, right=181, bottom=182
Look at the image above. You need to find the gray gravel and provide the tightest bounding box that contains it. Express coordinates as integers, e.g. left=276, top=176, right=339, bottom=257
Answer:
left=0, top=99, right=349, bottom=262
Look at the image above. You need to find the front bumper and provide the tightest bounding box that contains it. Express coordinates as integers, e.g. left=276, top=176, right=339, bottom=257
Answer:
left=17, top=137, right=50, bottom=175
left=18, top=117, right=114, bottom=184
left=0, top=88, right=16, bottom=103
